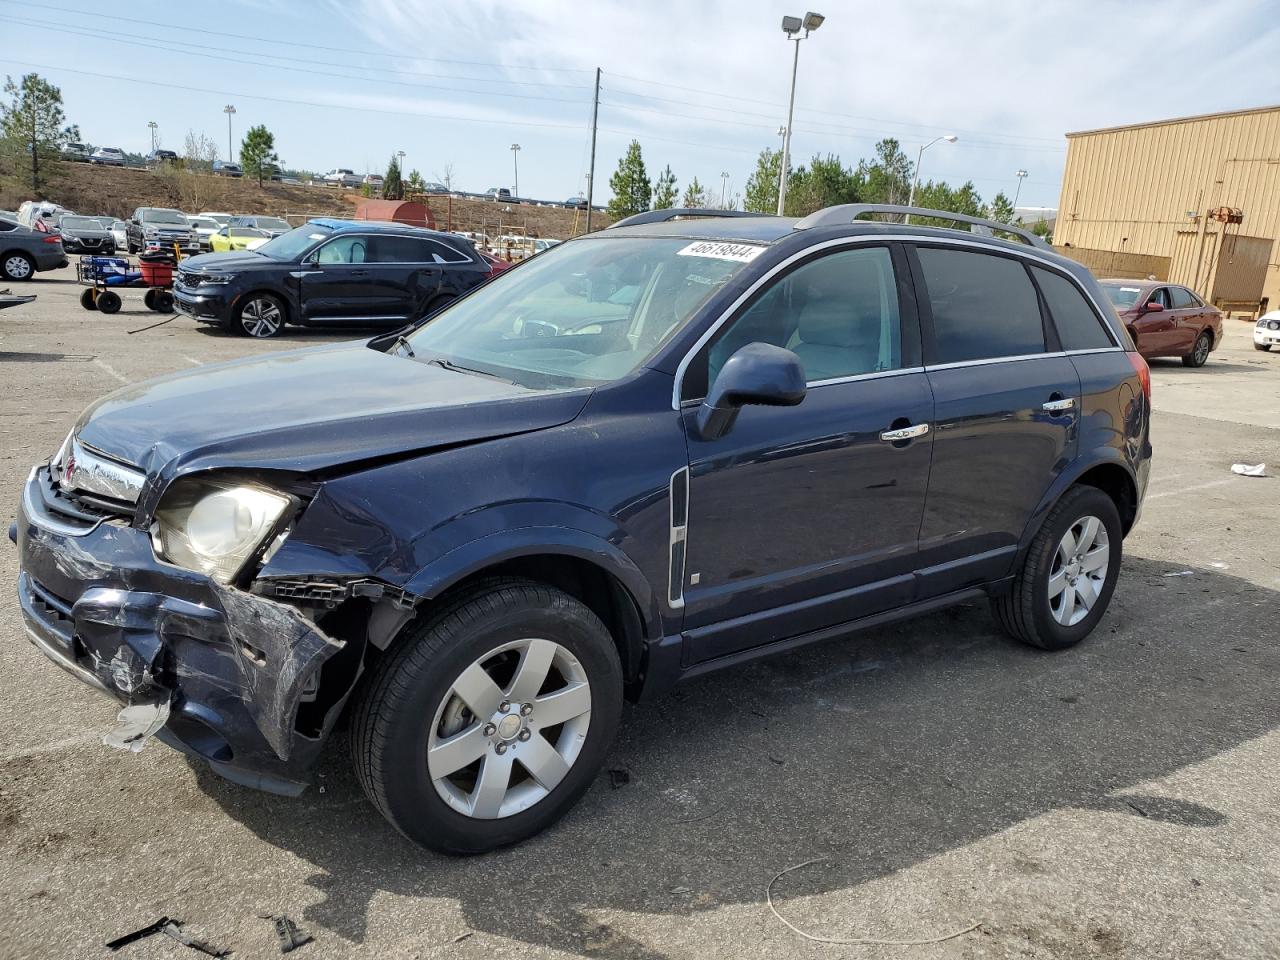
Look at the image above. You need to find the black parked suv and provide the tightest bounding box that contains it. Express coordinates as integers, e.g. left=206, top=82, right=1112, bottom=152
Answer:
left=12, top=205, right=1151, bottom=853
left=173, top=218, right=490, bottom=337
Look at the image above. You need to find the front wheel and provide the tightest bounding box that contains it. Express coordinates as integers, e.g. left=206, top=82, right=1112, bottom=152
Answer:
left=1255, top=342, right=1272, bottom=352
left=1182, top=331, right=1211, bottom=367
left=351, top=580, right=623, bottom=853
left=80, top=289, right=98, bottom=311
left=95, top=290, right=122, bottom=314
left=991, top=485, right=1122, bottom=651
left=235, top=293, right=286, bottom=338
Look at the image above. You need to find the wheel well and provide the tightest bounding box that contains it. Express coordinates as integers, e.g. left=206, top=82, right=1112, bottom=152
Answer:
left=428, top=555, right=648, bottom=697
left=2, top=249, right=34, bottom=264
left=1074, top=464, right=1138, bottom=535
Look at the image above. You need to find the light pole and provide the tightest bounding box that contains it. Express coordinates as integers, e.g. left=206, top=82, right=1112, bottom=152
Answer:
left=1013, top=169, right=1028, bottom=209
left=223, top=105, right=236, bottom=162
left=397, top=149, right=406, bottom=172
left=720, top=171, right=730, bottom=208
left=776, top=11, right=824, bottom=216
left=147, top=121, right=158, bottom=154
left=510, top=143, right=521, bottom=198
left=906, top=134, right=957, bottom=222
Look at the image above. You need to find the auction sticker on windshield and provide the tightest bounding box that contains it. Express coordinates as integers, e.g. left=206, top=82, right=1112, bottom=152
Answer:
left=676, top=240, right=765, bottom=263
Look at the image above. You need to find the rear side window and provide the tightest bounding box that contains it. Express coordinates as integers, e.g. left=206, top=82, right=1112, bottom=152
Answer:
left=917, top=248, right=1044, bottom=363
left=1032, top=267, right=1114, bottom=350
left=1170, top=286, right=1197, bottom=308
left=372, top=236, right=470, bottom=264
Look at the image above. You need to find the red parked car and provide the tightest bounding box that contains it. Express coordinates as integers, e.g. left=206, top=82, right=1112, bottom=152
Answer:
left=1099, top=279, right=1222, bottom=367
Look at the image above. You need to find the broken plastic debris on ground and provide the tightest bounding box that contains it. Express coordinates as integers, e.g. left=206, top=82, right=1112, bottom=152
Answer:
left=1230, top=463, right=1267, bottom=477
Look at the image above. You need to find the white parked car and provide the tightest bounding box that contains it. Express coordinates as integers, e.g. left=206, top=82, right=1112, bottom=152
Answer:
left=1255, top=310, right=1280, bottom=352
left=109, top=219, right=128, bottom=251
left=186, top=216, right=222, bottom=250
left=323, top=168, right=361, bottom=188
left=89, top=147, right=126, bottom=166
left=363, top=174, right=384, bottom=188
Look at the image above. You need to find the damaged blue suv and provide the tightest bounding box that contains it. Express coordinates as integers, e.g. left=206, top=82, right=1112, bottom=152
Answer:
left=12, top=205, right=1151, bottom=853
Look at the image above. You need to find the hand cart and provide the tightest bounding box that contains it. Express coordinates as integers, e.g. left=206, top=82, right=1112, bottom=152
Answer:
left=76, top=245, right=184, bottom=315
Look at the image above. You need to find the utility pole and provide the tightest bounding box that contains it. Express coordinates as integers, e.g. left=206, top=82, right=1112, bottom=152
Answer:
left=1013, top=169, right=1028, bottom=209
left=586, top=67, right=600, bottom=232
left=510, top=143, right=521, bottom=198
left=223, top=104, right=236, bottom=162
left=147, top=121, right=158, bottom=154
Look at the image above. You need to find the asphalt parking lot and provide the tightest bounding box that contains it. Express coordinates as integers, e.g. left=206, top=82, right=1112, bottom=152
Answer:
left=1, top=266, right=1278, bottom=960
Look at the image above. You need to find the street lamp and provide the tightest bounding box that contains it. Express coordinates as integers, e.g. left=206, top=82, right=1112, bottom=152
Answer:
left=222, top=105, right=236, bottom=162
left=720, top=171, right=730, bottom=208
left=147, top=121, right=158, bottom=154
left=397, top=149, right=406, bottom=172
left=906, top=134, right=958, bottom=222
left=1013, top=169, right=1029, bottom=209
left=510, top=143, right=521, bottom=198
left=776, top=11, right=825, bottom=216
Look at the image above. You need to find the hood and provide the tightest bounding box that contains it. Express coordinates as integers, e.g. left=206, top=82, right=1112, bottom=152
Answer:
left=181, top=251, right=274, bottom=271
left=74, top=341, right=590, bottom=483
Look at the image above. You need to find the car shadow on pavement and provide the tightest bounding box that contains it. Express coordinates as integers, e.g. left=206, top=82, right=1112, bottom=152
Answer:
left=191, top=555, right=1280, bottom=956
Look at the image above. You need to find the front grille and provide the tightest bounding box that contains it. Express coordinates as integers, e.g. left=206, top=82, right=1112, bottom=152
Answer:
left=27, top=577, right=74, bottom=625
left=177, top=272, right=206, bottom=289
left=37, top=466, right=135, bottom=528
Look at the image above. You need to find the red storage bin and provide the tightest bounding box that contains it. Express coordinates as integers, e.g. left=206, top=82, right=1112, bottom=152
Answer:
left=139, top=261, right=174, bottom=287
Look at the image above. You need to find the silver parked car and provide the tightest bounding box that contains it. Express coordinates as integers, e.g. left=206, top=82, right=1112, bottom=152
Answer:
left=0, top=217, right=68, bottom=280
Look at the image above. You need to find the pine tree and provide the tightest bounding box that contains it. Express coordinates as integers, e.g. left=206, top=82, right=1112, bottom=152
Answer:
left=606, top=140, right=652, bottom=219
left=652, top=165, right=678, bottom=209
left=1, top=73, right=78, bottom=192
left=681, top=176, right=708, bottom=208
left=383, top=154, right=404, bottom=199
left=238, top=124, right=277, bottom=187
left=987, top=191, right=1017, bottom=224
left=406, top=169, right=425, bottom=193
left=743, top=149, right=781, bottom=213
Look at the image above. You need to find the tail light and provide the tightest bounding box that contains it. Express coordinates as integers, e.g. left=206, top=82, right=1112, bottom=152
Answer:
left=42, top=235, right=62, bottom=244
left=1126, top=350, right=1151, bottom=403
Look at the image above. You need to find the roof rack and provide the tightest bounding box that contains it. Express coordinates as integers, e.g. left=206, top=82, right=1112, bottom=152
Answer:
left=794, top=204, right=1050, bottom=249
left=607, top=208, right=773, bottom=229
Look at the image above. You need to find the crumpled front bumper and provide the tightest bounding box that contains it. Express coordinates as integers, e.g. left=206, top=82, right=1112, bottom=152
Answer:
left=12, top=466, right=345, bottom=794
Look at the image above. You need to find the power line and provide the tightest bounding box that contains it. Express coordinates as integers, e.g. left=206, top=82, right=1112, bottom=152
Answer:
left=0, top=59, right=591, bottom=131
left=0, top=0, right=594, bottom=74
left=0, top=16, right=590, bottom=105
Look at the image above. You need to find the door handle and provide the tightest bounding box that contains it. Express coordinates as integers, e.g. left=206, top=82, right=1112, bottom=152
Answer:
left=351, top=269, right=369, bottom=277
left=879, top=423, right=930, bottom=442
left=1042, top=397, right=1076, bottom=412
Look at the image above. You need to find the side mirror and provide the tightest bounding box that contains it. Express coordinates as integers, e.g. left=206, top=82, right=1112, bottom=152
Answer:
left=696, top=342, right=806, bottom=440
left=1143, top=301, right=1164, bottom=313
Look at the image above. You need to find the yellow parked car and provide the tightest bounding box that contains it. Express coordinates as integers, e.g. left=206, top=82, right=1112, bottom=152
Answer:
left=209, top=226, right=270, bottom=252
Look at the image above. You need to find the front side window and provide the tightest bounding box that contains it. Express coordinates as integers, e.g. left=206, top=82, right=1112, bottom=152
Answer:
left=316, top=235, right=371, bottom=264
left=1151, top=287, right=1172, bottom=309
left=918, top=247, right=1044, bottom=364
left=1032, top=267, right=1114, bottom=351
left=683, top=246, right=903, bottom=399
left=405, top=236, right=760, bottom=388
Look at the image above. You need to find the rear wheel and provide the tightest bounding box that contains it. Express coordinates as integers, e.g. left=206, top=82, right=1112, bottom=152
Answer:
left=991, top=485, right=1122, bottom=651
left=95, top=290, right=121, bottom=314
left=143, top=289, right=158, bottom=311
left=351, top=579, right=623, bottom=853
left=1182, top=331, right=1211, bottom=367
left=154, top=291, right=174, bottom=314
left=2, top=252, right=34, bottom=281
left=235, top=293, right=286, bottom=338
left=80, top=289, right=98, bottom=311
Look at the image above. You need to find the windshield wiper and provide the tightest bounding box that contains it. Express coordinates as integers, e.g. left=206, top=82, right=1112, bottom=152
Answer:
left=425, top=356, right=512, bottom=383
left=389, top=335, right=415, bottom=358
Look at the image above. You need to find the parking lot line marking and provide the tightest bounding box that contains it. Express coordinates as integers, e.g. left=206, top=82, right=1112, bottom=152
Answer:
left=1146, top=479, right=1236, bottom=500
left=92, top=357, right=130, bottom=384
left=0, top=732, right=99, bottom=762
left=181, top=355, right=204, bottom=366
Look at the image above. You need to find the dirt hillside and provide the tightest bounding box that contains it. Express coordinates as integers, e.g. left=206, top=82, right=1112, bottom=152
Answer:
left=0, top=161, right=609, bottom=239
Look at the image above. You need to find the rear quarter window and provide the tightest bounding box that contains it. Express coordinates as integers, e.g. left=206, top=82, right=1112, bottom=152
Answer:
left=1032, top=267, right=1115, bottom=351
left=917, top=247, right=1045, bottom=364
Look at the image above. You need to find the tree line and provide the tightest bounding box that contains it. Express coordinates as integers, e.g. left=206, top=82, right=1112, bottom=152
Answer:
left=607, top=136, right=1046, bottom=236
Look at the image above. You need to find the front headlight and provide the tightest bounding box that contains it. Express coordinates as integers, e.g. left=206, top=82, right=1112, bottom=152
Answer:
left=144, top=228, right=159, bottom=238
left=202, top=274, right=234, bottom=284
left=153, top=479, right=292, bottom=583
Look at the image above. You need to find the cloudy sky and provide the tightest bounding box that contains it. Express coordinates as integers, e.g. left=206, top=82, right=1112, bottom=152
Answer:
left=3, top=0, right=1278, bottom=209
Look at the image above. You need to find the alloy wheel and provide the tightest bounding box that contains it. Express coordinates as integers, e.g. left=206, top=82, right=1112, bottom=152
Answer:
left=4, top=255, right=32, bottom=280
left=240, top=297, right=282, bottom=337
left=1047, top=514, right=1109, bottom=627
left=1194, top=335, right=1210, bottom=365
left=427, top=638, right=592, bottom=819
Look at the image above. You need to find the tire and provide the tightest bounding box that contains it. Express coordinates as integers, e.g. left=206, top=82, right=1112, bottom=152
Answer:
left=154, top=291, right=174, bottom=314
left=95, top=290, right=121, bottom=314
left=1182, top=331, right=1211, bottom=367
left=991, top=485, right=1122, bottom=651
left=1255, top=342, right=1272, bottom=352
left=127, top=242, right=138, bottom=255
left=234, top=293, right=286, bottom=338
left=80, top=288, right=98, bottom=311
left=143, top=289, right=158, bottom=311
left=2, top=251, right=35, bottom=281
left=350, top=579, right=623, bottom=854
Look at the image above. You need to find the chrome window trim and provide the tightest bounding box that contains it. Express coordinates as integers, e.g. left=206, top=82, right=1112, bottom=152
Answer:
left=677, top=364, right=928, bottom=406
left=671, top=233, right=1122, bottom=409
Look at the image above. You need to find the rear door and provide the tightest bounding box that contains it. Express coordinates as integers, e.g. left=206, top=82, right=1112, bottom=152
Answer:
left=909, top=243, right=1081, bottom=596
left=1168, top=285, right=1203, bottom=353
left=364, top=235, right=444, bottom=321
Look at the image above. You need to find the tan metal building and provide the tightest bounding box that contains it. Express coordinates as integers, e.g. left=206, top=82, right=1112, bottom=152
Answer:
left=1054, top=104, right=1280, bottom=318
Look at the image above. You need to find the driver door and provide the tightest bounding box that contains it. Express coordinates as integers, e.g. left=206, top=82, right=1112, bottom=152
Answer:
left=300, top=233, right=393, bottom=322
left=677, top=243, right=933, bottom=664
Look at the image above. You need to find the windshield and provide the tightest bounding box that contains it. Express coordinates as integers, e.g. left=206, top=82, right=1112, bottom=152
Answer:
left=189, top=218, right=216, bottom=229
left=1101, top=283, right=1144, bottom=308
left=405, top=236, right=762, bottom=388
left=142, top=209, right=188, bottom=224
left=256, top=223, right=332, bottom=260
left=257, top=217, right=291, bottom=231
left=60, top=216, right=99, bottom=231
